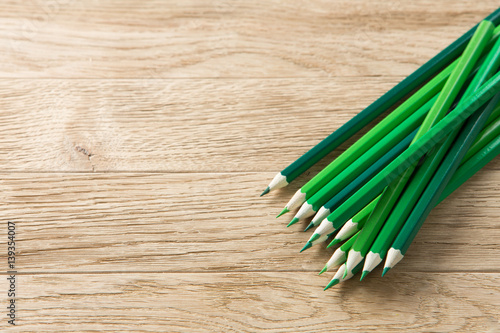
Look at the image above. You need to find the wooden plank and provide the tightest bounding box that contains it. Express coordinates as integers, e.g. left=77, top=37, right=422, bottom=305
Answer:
left=1, top=1, right=499, bottom=330
left=1, top=272, right=499, bottom=332
left=0, top=1, right=498, bottom=78
left=0, top=171, right=499, bottom=273
left=0, top=78, right=401, bottom=172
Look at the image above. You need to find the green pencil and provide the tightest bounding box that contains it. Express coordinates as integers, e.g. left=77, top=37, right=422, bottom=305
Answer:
left=384, top=91, right=500, bottom=275
left=441, top=128, right=500, bottom=200
left=324, top=260, right=364, bottom=291
left=326, top=214, right=368, bottom=247
left=263, top=8, right=500, bottom=197
left=463, top=106, right=500, bottom=160
left=342, top=20, right=494, bottom=275
left=484, top=97, right=500, bottom=125
left=362, top=31, right=500, bottom=278
left=305, top=66, right=500, bottom=246
left=319, top=231, right=360, bottom=275
left=325, top=199, right=376, bottom=246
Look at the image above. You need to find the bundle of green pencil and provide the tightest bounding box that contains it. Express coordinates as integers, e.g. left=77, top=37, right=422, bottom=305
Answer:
left=262, top=8, right=500, bottom=290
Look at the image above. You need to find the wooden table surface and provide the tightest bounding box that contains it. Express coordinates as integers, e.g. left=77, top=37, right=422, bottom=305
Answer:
left=1, top=1, right=500, bottom=332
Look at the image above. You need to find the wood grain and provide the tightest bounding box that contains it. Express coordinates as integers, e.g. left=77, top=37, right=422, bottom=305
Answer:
left=1, top=1, right=500, bottom=331
left=0, top=78, right=401, bottom=172
left=1, top=272, right=499, bottom=332
left=0, top=171, right=499, bottom=273
left=0, top=1, right=498, bottom=78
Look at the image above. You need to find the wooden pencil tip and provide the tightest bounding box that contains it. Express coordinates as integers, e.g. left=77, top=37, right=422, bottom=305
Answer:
left=276, top=207, right=289, bottom=218
left=328, top=238, right=341, bottom=247
left=260, top=187, right=270, bottom=197
left=304, top=222, right=315, bottom=232
left=300, top=242, right=312, bottom=253
left=286, top=218, right=299, bottom=227
left=324, top=279, right=339, bottom=291
left=308, top=233, right=320, bottom=244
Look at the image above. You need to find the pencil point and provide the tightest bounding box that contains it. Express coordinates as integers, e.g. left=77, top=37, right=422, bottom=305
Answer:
left=309, top=233, right=320, bottom=243
left=360, top=271, right=369, bottom=281
left=260, top=187, right=270, bottom=197
left=327, top=238, right=341, bottom=248
left=304, top=222, right=315, bottom=232
left=276, top=207, right=289, bottom=218
left=287, top=218, right=299, bottom=227
left=342, top=269, right=348, bottom=279
left=300, top=242, right=312, bottom=253
left=324, top=279, right=339, bottom=291
left=382, top=267, right=391, bottom=277
left=319, top=265, right=328, bottom=275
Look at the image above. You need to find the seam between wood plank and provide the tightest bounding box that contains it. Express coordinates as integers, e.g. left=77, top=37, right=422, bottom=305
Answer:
left=1, top=270, right=500, bottom=275
left=0, top=171, right=282, bottom=174
left=0, top=76, right=406, bottom=80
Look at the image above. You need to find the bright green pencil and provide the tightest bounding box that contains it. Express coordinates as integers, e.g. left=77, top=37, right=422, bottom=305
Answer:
left=362, top=31, right=500, bottom=278
left=384, top=91, right=500, bottom=275
left=342, top=20, right=494, bottom=275
left=306, top=66, right=500, bottom=246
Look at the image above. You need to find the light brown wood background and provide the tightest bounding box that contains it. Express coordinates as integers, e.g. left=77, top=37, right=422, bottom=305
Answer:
left=0, top=1, right=499, bottom=332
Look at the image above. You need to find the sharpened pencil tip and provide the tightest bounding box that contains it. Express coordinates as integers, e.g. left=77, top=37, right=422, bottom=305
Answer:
left=309, top=233, right=320, bottom=243
left=324, top=279, right=339, bottom=290
left=304, top=222, right=315, bottom=232
left=300, top=242, right=312, bottom=253
left=342, top=268, right=348, bottom=279
left=287, top=218, right=299, bottom=227
left=327, top=238, right=341, bottom=248
left=319, top=265, right=328, bottom=275
left=260, top=187, right=270, bottom=197
left=360, top=271, right=369, bottom=281
left=382, top=267, right=391, bottom=277
left=276, top=207, right=289, bottom=218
